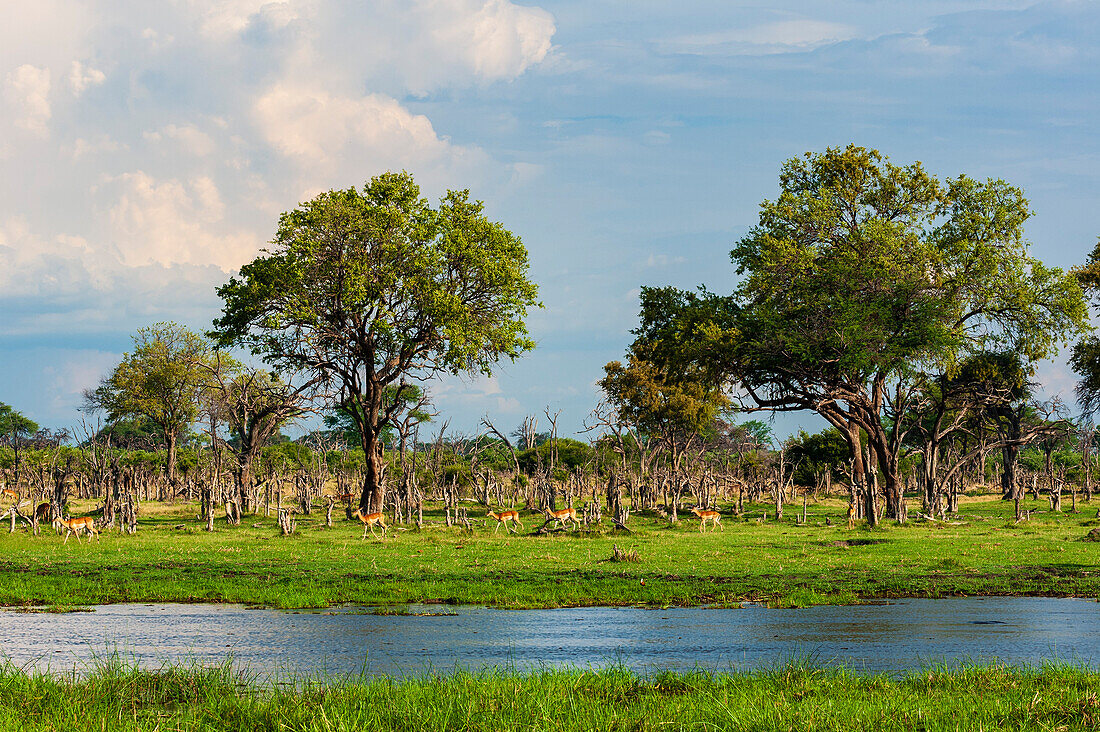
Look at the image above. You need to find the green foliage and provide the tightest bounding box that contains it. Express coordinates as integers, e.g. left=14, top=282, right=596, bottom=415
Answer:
left=90, top=323, right=210, bottom=433
left=1070, top=238, right=1100, bottom=417
left=600, top=354, right=728, bottom=452
left=87, top=323, right=212, bottom=477
left=0, top=402, right=38, bottom=441
left=786, top=428, right=850, bottom=484
left=729, top=146, right=1086, bottom=391
left=260, top=441, right=313, bottom=470
left=211, top=171, right=539, bottom=440
left=92, top=418, right=163, bottom=449
left=517, top=438, right=594, bottom=473
left=324, top=385, right=431, bottom=447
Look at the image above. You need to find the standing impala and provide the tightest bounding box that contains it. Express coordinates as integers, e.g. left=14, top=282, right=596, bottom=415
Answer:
left=543, top=506, right=580, bottom=529
left=487, top=508, right=523, bottom=534
left=351, top=507, right=387, bottom=539
left=54, top=516, right=99, bottom=544
left=690, top=507, right=722, bottom=532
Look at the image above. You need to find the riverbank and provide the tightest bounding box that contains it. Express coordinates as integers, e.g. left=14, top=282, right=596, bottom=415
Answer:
left=0, top=494, right=1097, bottom=609
left=1, top=660, right=1098, bottom=731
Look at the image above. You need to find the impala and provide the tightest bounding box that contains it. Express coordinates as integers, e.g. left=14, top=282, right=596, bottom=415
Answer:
left=34, top=502, right=52, bottom=524
left=335, top=492, right=356, bottom=504
left=487, top=508, right=523, bottom=534
left=54, top=516, right=99, bottom=544
left=543, top=506, right=580, bottom=529
left=1, top=488, right=18, bottom=503
left=351, top=507, right=387, bottom=539
left=690, top=507, right=722, bottom=532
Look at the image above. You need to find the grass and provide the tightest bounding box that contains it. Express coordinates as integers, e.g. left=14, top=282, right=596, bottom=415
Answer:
left=2, top=659, right=1100, bottom=730
left=0, top=492, right=1098, bottom=609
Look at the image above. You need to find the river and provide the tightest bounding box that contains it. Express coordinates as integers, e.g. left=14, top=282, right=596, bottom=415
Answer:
left=4, top=597, right=1097, bottom=677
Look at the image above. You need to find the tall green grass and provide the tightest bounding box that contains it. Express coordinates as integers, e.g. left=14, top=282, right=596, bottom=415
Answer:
left=1, top=659, right=1099, bottom=730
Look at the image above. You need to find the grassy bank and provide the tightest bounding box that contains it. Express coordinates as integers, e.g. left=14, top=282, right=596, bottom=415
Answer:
left=0, top=493, right=1097, bottom=609
left=2, top=660, right=1099, bottom=731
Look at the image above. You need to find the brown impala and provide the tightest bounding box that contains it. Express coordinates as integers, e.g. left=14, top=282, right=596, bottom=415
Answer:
left=690, top=507, right=722, bottom=532
left=351, top=507, right=387, bottom=539
left=487, top=508, right=523, bottom=534
left=543, top=506, right=580, bottom=529
left=54, top=516, right=99, bottom=544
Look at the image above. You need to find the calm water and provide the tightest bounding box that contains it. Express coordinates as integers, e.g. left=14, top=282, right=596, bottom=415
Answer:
left=3, top=597, right=1098, bottom=677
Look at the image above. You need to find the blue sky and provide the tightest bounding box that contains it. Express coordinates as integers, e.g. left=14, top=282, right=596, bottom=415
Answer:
left=0, top=0, right=1097, bottom=440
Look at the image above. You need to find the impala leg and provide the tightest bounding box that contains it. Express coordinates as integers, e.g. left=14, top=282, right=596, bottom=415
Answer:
left=717, top=518, right=724, bottom=531
left=494, top=522, right=501, bottom=534
left=362, top=523, right=369, bottom=539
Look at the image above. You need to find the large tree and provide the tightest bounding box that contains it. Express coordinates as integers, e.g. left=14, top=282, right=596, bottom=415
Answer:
left=86, top=323, right=211, bottom=481
left=212, top=172, right=539, bottom=512
left=642, top=146, right=1087, bottom=521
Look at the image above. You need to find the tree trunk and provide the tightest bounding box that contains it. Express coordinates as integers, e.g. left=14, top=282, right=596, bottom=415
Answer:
left=166, top=432, right=179, bottom=482
left=360, top=439, right=386, bottom=514
left=842, top=420, right=875, bottom=526
left=236, top=453, right=255, bottom=514
left=1001, top=415, right=1023, bottom=500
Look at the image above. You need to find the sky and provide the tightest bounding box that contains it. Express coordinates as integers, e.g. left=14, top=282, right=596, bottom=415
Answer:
left=0, top=0, right=1098, bottom=442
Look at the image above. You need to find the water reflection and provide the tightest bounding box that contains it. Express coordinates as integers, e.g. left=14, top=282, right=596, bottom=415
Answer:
left=2, top=597, right=1096, bottom=677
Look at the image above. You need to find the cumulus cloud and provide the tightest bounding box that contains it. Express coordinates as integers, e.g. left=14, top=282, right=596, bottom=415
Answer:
left=0, top=216, right=227, bottom=335
left=4, top=64, right=51, bottom=135
left=430, top=0, right=556, bottom=81
left=0, top=0, right=554, bottom=283
left=144, top=123, right=216, bottom=157
left=253, top=84, right=489, bottom=186
left=68, top=61, right=105, bottom=95
left=104, top=172, right=261, bottom=270
left=313, top=0, right=556, bottom=95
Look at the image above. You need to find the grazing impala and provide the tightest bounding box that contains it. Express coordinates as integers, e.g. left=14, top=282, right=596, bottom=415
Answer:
left=1, top=488, right=18, bottom=503
left=487, top=508, right=523, bottom=534
left=35, top=502, right=52, bottom=525
left=351, top=507, right=387, bottom=539
left=54, top=516, right=99, bottom=544
left=335, top=492, right=356, bottom=505
left=543, top=506, right=580, bottom=529
left=690, top=507, right=722, bottom=532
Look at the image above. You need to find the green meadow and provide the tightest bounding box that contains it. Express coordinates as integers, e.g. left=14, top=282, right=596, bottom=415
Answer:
left=0, top=491, right=1096, bottom=610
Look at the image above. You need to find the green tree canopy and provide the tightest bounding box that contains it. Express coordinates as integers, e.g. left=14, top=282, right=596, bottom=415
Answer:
left=0, top=402, right=38, bottom=441
left=85, top=322, right=211, bottom=480
left=639, top=146, right=1088, bottom=521
left=212, top=171, right=539, bottom=511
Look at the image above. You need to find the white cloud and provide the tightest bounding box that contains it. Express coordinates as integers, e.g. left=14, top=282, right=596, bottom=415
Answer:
left=253, top=84, right=489, bottom=185
left=105, top=172, right=261, bottom=270
left=193, top=0, right=305, bottom=39
left=144, top=123, right=216, bottom=157
left=70, top=134, right=126, bottom=159
left=68, top=61, right=105, bottom=95
left=4, top=64, right=51, bottom=135
left=0, top=216, right=228, bottom=336
left=319, top=0, right=556, bottom=95
left=431, top=0, right=555, bottom=81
